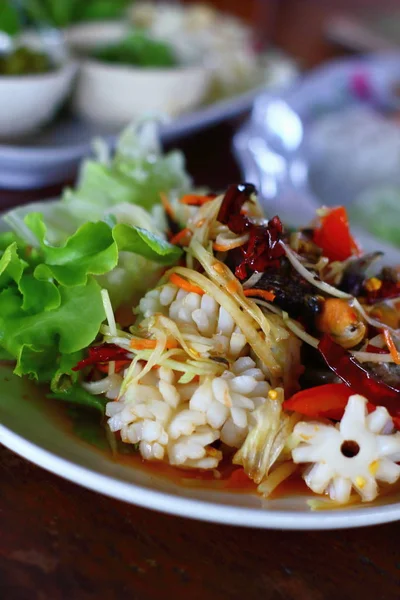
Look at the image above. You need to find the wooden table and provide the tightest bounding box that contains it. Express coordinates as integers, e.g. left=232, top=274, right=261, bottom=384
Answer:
left=2, top=439, right=400, bottom=599
left=2, top=3, right=400, bottom=592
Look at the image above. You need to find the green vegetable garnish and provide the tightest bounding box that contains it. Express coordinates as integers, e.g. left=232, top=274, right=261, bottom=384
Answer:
left=23, top=0, right=130, bottom=28
left=0, top=123, right=190, bottom=409
left=92, top=31, right=178, bottom=69
left=0, top=46, right=53, bottom=76
left=0, top=0, right=20, bottom=36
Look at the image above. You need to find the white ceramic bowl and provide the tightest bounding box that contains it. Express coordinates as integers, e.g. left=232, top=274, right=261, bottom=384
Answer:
left=73, top=59, right=210, bottom=127
left=0, top=61, right=77, bottom=139
left=64, top=21, right=129, bottom=53
left=65, top=21, right=210, bottom=127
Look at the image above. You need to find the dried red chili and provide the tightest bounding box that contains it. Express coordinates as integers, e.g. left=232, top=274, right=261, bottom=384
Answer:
left=318, top=334, right=400, bottom=417
left=217, top=183, right=256, bottom=231
left=73, top=344, right=130, bottom=372
left=218, top=183, right=285, bottom=280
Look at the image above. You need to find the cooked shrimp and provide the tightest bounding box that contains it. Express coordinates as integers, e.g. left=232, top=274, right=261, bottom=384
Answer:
left=316, top=298, right=366, bottom=348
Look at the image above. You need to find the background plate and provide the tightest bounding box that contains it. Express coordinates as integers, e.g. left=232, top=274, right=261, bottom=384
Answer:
left=0, top=54, right=297, bottom=190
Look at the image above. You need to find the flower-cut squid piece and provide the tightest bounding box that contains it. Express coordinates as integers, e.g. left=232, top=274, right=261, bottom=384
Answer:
left=292, top=394, right=400, bottom=503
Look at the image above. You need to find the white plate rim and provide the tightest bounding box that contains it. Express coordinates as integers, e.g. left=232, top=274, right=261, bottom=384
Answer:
left=2, top=422, right=400, bottom=530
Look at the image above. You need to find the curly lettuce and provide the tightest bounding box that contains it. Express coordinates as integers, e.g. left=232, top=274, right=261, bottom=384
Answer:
left=0, top=123, right=188, bottom=396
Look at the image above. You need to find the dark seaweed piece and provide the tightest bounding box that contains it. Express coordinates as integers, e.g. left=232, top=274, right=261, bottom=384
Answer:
left=211, top=357, right=230, bottom=366
left=166, top=212, right=181, bottom=236
left=299, top=344, right=341, bottom=389
left=339, top=251, right=383, bottom=296
left=253, top=258, right=323, bottom=323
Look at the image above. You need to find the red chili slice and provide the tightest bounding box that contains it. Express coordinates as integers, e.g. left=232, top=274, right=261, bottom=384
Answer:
left=313, top=206, right=360, bottom=263
left=73, top=344, right=130, bottom=372
left=318, top=335, right=400, bottom=417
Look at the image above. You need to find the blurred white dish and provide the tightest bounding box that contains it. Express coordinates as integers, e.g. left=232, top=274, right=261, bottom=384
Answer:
left=64, top=21, right=129, bottom=53
left=0, top=30, right=77, bottom=140
left=74, top=59, right=210, bottom=127
left=0, top=62, right=76, bottom=139
left=65, top=20, right=210, bottom=127
left=0, top=52, right=297, bottom=189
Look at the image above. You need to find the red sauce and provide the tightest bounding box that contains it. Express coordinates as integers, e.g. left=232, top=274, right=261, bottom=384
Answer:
left=116, top=451, right=258, bottom=494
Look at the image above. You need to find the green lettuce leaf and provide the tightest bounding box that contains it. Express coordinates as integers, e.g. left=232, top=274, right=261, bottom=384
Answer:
left=23, top=212, right=181, bottom=288
left=27, top=215, right=119, bottom=287
left=4, top=123, right=190, bottom=246
left=0, top=276, right=105, bottom=382
left=0, top=242, right=26, bottom=287
left=19, top=274, right=61, bottom=314
left=0, top=122, right=189, bottom=395
left=113, top=223, right=182, bottom=263
left=0, top=212, right=181, bottom=385
left=0, top=1, right=20, bottom=36
left=71, top=123, right=190, bottom=213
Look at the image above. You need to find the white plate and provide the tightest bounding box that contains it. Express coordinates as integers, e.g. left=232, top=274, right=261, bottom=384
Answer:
left=2, top=362, right=400, bottom=530
left=1, top=206, right=400, bottom=531
left=0, top=54, right=297, bottom=190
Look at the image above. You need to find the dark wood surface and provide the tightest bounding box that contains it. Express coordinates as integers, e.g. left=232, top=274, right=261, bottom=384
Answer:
left=2, top=3, right=400, bottom=598
left=2, top=441, right=400, bottom=599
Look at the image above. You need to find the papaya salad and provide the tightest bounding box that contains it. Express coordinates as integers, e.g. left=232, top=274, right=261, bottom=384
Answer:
left=1, top=124, right=400, bottom=509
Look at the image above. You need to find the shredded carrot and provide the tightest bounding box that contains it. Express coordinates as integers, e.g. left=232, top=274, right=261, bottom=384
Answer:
left=130, top=338, right=178, bottom=350
left=180, top=194, right=214, bottom=206
left=243, top=288, right=276, bottom=302
left=169, top=228, right=192, bottom=246
left=169, top=273, right=204, bottom=295
left=160, top=192, right=174, bottom=218
left=227, top=280, right=238, bottom=294
left=383, top=329, right=400, bottom=364
left=195, top=219, right=206, bottom=228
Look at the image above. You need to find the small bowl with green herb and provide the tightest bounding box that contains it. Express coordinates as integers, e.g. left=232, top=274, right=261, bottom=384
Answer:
left=68, top=27, right=210, bottom=128
left=0, top=36, right=76, bottom=139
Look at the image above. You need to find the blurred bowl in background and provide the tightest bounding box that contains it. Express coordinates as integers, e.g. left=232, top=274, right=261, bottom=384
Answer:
left=73, top=59, right=210, bottom=127
left=63, top=21, right=129, bottom=54
left=0, top=32, right=76, bottom=139
left=0, top=62, right=76, bottom=139
left=64, top=19, right=211, bottom=127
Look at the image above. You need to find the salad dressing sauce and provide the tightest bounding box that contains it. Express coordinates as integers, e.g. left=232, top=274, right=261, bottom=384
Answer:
left=12, top=378, right=398, bottom=506
left=59, top=402, right=309, bottom=497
